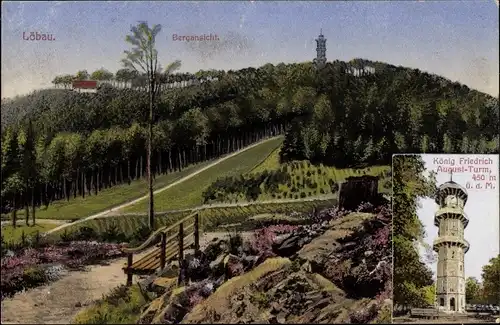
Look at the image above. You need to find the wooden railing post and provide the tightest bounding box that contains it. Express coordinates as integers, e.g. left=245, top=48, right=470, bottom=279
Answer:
left=178, top=222, right=185, bottom=285
left=126, top=254, right=133, bottom=286
left=160, top=232, right=167, bottom=269
left=194, top=213, right=200, bottom=254
left=178, top=222, right=184, bottom=261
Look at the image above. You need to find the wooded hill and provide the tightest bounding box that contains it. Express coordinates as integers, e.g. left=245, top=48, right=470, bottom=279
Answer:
left=1, top=59, right=499, bottom=216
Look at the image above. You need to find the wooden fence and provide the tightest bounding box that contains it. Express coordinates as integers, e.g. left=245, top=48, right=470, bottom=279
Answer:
left=121, top=212, right=200, bottom=286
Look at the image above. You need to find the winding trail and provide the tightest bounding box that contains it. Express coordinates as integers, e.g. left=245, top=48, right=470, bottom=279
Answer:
left=0, top=232, right=254, bottom=324
left=45, top=136, right=282, bottom=235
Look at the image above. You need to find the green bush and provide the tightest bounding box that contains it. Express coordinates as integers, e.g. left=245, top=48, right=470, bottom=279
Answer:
left=73, top=285, right=148, bottom=324
left=202, top=170, right=292, bottom=203
left=23, top=266, right=46, bottom=284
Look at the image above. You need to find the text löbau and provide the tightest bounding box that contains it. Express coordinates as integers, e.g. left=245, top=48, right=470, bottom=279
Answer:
left=23, top=32, right=56, bottom=41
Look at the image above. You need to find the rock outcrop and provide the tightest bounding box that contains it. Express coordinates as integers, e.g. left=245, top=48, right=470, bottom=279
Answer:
left=136, top=204, right=392, bottom=324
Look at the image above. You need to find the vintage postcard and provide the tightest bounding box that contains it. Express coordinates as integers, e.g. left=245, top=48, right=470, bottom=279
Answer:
left=1, top=1, right=498, bottom=324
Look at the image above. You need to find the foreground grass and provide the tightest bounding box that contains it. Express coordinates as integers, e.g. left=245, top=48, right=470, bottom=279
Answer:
left=1, top=223, right=59, bottom=243
left=7, top=160, right=215, bottom=221
left=123, top=137, right=283, bottom=213
left=73, top=285, right=148, bottom=324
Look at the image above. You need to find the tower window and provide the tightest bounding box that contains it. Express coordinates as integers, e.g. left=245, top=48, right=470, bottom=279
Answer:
left=460, top=265, right=462, bottom=271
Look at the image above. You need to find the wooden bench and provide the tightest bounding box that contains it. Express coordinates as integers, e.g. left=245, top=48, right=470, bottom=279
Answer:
left=122, top=212, right=200, bottom=285
left=410, top=308, right=439, bottom=319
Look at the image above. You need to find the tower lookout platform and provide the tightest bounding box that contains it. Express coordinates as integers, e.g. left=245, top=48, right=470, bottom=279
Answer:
left=433, top=177, right=470, bottom=313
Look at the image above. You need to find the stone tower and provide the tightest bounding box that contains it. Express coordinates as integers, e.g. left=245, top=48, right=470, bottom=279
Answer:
left=433, top=175, right=469, bottom=313
left=313, top=29, right=326, bottom=69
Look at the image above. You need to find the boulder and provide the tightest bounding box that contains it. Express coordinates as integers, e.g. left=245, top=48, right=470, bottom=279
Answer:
left=137, top=290, right=171, bottom=324
left=272, top=234, right=292, bottom=246
left=272, top=235, right=302, bottom=257
left=151, top=277, right=177, bottom=295
left=184, top=253, right=210, bottom=282
left=209, top=253, right=228, bottom=275
left=204, top=239, right=229, bottom=261
left=183, top=258, right=292, bottom=323
left=223, top=254, right=244, bottom=278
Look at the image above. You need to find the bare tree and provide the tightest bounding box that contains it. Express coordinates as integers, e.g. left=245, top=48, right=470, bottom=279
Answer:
left=122, top=21, right=181, bottom=229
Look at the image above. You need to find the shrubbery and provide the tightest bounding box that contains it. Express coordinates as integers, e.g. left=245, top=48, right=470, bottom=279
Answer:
left=1, top=241, right=124, bottom=299
left=202, top=170, right=291, bottom=203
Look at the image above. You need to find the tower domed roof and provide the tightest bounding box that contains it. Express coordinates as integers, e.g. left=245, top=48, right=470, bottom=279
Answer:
left=435, top=180, right=468, bottom=206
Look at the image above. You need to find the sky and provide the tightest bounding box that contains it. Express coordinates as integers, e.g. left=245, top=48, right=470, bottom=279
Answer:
left=1, top=1, right=499, bottom=99
left=414, top=154, right=500, bottom=281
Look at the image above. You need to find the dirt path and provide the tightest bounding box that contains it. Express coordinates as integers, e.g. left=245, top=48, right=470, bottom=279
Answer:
left=0, top=231, right=254, bottom=324
left=45, top=136, right=281, bottom=235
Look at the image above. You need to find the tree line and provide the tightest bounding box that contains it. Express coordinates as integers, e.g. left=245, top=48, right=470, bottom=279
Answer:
left=465, top=257, right=500, bottom=306
left=278, top=59, right=499, bottom=167
left=50, top=68, right=222, bottom=90
left=1, top=114, right=283, bottom=225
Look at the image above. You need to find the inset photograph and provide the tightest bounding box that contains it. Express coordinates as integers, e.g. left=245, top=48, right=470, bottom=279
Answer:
left=392, top=154, right=500, bottom=324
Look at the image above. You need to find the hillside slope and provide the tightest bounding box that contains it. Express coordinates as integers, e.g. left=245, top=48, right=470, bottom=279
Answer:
left=72, top=203, right=392, bottom=324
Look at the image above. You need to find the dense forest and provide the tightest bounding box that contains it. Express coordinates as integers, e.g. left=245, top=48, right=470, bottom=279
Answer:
left=2, top=58, right=499, bottom=219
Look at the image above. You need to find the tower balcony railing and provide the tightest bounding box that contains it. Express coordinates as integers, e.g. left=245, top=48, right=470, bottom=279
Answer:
left=434, top=207, right=469, bottom=228
left=432, top=236, right=470, bottom=253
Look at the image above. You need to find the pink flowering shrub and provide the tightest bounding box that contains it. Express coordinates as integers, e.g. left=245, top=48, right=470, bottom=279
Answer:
left=188, top=291, right=204, bottom=307
left=1, top=241, right=124, bottom=299
left=314, top=206, right=350, bottom=224
left=248, top=224, right=299, bottom=255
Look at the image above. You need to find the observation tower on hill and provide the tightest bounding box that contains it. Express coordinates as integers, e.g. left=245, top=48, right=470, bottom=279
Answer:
left=313, top=29, right=326, bottom=69
left=433, top=173, right=469, bottom=313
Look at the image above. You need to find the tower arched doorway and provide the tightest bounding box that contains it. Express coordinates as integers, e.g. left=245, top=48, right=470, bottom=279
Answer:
left=450, top=297, right=456, bottom=311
